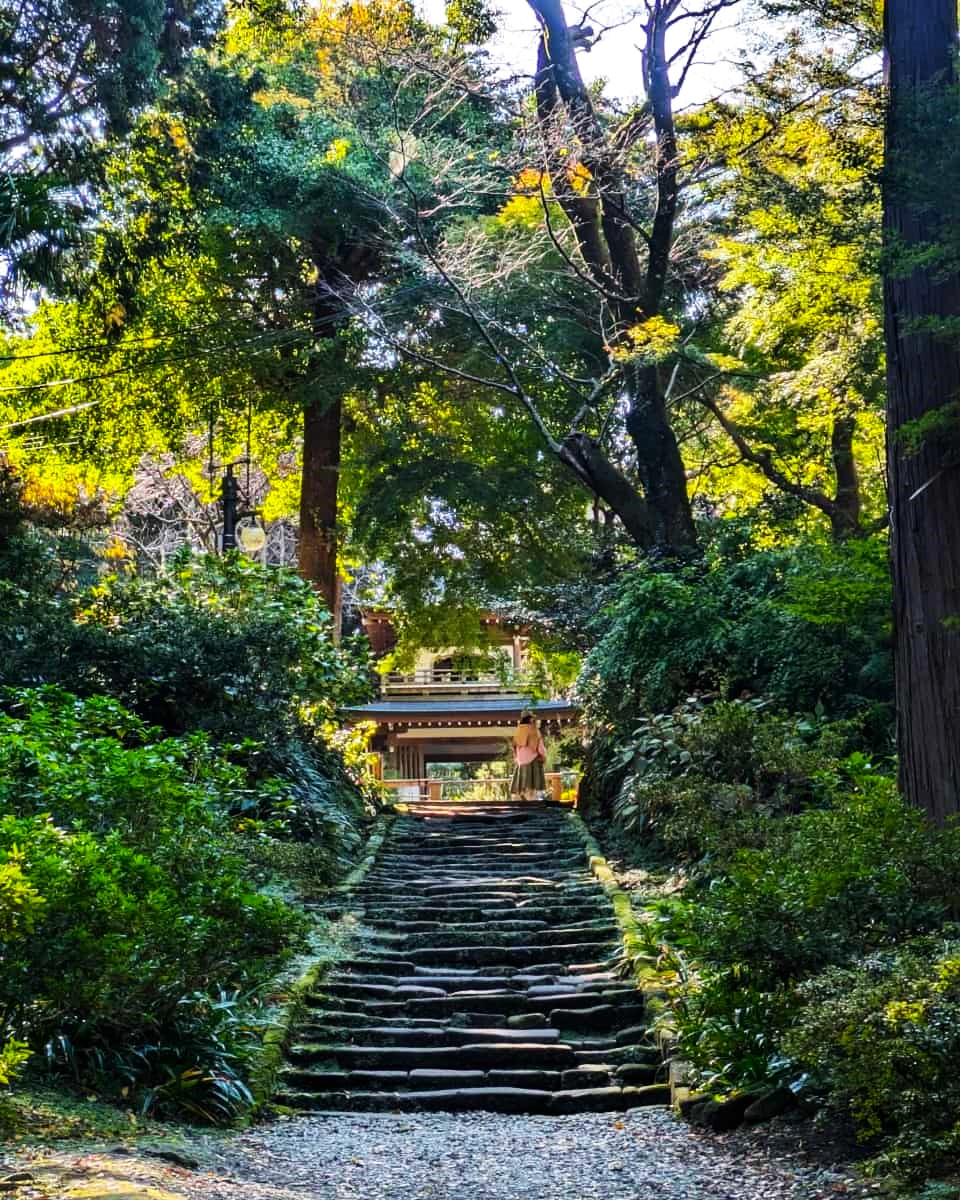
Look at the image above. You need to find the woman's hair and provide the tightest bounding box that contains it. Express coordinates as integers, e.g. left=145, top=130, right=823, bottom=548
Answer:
left=514, top=713, right=540, bottom=746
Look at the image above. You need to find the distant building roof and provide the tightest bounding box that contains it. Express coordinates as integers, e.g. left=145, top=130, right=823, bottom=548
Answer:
left=342, top=697, right=577, bottom=721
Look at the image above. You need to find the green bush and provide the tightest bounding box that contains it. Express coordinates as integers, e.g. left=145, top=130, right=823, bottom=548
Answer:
left=578, top=533, right=891, bottom=736
left=60, top=552, right=372, bottom=735
left=603, top=698, right=865, bottom=863
left=0, top=845, right=44, bottom=1087
left=787, top=937, right=960, bottom=1178
left=0, top=550, right=379, bottom=856
left=641, top=774, right=960, bottom=1099
left=0, top=521, right=377, bottom=1120
left=0, top=689, right=306, bottom=1119
left=684, top=773, right=958, bottom=979
left=570, top=524, right=960, bottom=1181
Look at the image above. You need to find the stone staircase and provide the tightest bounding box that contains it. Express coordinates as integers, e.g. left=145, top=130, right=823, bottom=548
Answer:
left=275, top=799, right=669, bottom=1114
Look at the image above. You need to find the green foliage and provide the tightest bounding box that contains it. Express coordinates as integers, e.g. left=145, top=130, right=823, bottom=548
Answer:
left=0, top=1038, right=31, bottom=1087
left=0, top=847, right=44, bottom=939
left=579, top=531, right=892, bottom=735
left=787, top=937, right=960, bottom=1178
left=0, top=689, right=306, bottom=1120
left=0, top=846, right=44, bottom=1087
left=0, top=0, right=223, bottom=304
left=895, top=403, right=960, bottom=477
left=0, top=542, right=378, bottom=1120
left=0, top=550, right=376, bottom=851
left=680, top=772, right=956, bottom=983
left=75, top=552, right=373, bottom=734
left=346, top=373, right=597, bottom=642
left=608, top=698, right=865, bottom=862
left=575, top=521, right=960, bottom=1182
left=445, top=0, right=497, bottom=44
left=680, top=39, right=885, bottom=537
left=635, top=765, right=960, bottom=1148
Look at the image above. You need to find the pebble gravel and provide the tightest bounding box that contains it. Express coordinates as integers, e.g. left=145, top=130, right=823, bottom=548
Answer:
left=105, top=1108, right=869, bottom=1200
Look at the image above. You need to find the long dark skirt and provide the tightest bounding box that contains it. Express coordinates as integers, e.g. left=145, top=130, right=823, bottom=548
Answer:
left=510, top=758, right=546, bottom=795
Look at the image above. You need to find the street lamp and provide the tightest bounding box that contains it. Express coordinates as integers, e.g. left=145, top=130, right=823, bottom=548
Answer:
left=237, top=521, right=267, bottom=554
left=221, top=463, right=240, bottom=551
left=220, top=463, right=266, bottom=555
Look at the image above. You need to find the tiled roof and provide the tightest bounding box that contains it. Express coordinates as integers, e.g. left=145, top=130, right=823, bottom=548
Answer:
left=341, top=697, right=578, bottom=718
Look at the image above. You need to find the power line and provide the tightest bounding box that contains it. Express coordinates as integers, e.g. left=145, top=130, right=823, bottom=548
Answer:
left=0, top=323, right=321, bottom=397
left=0, top=316, right=275, bottom=363
left=0, top=399, right=101, bottom=431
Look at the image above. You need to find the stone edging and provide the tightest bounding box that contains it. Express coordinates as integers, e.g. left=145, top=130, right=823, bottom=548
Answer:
left=245, top=808, right=396, bottom=1118
left=563, top=807, right=647, bottom=966
left=563, top=807, right=675, bottom=1070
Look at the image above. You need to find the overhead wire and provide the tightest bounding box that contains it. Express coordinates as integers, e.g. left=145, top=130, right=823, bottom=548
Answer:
left=0, top=321, right=326, bottom=398
left=0, top=315, right=284, bottom=363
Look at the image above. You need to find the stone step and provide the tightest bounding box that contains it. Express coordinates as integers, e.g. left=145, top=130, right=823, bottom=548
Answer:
left=288, top=1041, right=579, bottom=1070
left=372, top=852, right=586, bottom=866
left=365, top=925, right=620, bottom=950
left=360, top=885, right=585, bottom=897
left=548, top=1004, right=648, bottom=1032
left=374, top=919, right=550, bottom=934
left=276, top=1084, right=669, bottom=1114
left=299, top=1010, right=453, bottom=1030
left=353, top=903, right=612, bottom=923
left=396, top=942, right=618, bottom=967
left=388, top=844, right=576, bottom=854
left=278, top=1066, right=611, bottom=1092
left=574, top=1043, right=660, bottom=1066
left=296, top=1024, right=562, bottom=1048
left=356, top=898, right=609, bottom=916
left=274, top=801, right=659, bottom=1115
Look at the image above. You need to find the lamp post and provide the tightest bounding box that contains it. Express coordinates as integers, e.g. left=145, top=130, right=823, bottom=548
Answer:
left=219, top=462, right=266, bottom=556
left=221, top=463, right=240, bottom=552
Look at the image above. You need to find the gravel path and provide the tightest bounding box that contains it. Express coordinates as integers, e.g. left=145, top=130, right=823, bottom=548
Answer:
left=11, top=1109, right=873, bottom=1200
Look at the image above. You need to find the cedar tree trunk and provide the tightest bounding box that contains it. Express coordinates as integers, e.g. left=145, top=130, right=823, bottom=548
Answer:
left=884, top=0, right=960, bottom=822
left=299, top=388, right=342, bottom=631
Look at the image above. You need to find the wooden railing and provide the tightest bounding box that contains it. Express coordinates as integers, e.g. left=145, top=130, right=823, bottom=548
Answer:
left=383, top=668, right=517, bottom=694
left=379, top=773, right=578, bottom=805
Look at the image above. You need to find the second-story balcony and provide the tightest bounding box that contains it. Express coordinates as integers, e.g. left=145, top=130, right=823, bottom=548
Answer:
left=382, top=668, right=524, bottom=697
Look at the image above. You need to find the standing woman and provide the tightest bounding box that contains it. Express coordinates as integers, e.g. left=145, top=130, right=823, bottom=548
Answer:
left=511, top=710, right=546, bottom=800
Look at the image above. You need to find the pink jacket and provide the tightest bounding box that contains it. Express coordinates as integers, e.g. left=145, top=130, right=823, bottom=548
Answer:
left=514, top=738, right=545, bottom=766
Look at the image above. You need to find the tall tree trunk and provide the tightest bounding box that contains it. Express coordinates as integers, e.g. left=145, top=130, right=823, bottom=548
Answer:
left=884, top=0, right=960, bottom=823
left=625, top=363, right=696, bottom=549
left=298, top=294, right=348, bottom=631
left=829, top=414, right=862, bottom=541
left=526, top=0, right=696, bottom=554
left=299, top=388, right=342, bottom=631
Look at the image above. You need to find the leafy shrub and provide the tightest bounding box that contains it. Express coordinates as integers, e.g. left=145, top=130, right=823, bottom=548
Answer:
left=70, top=552, right=374, bottom=737
left=0, top=846, right=44, bottom=1087
left=0, top=526, right=377, bottom=1120
left=578, top=533, right=891, bottom=738
left=0, top=688, right=246, bottom=849
left=641, top=774, right=960, bottom=1099
left=0, top=690, right=305, bottom=1119
left=787, top=937, right=960, bottom=1178
left=571, top=523, right=960, bottom=1182
left=683, top=772, right=958, bottom=980
left=604, top=697, right=865, bottom=863
left=0, top=550, right=380, bottom=858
